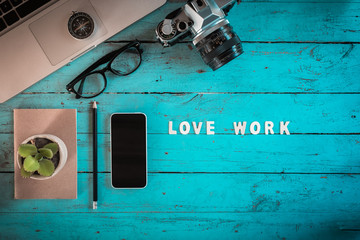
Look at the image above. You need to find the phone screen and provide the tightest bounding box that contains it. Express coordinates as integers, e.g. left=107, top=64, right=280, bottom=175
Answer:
left=111, top=113, right=147, bottom=188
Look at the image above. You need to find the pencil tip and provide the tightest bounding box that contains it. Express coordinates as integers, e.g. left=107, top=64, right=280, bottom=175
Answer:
left=92, top=101, right=97, bottom=109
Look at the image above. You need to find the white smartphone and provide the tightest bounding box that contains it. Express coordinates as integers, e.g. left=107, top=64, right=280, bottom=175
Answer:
left=110, top=113, right=147, bottom=189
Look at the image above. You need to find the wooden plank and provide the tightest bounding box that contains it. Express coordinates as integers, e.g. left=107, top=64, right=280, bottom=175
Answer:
left=0, top=173, right=359, bottom=213
left=102, top=2, right=360, bottom=42
left=0, top=94, right=359, bottom=134
left=2, top=134, right=360, bottom=173
left=0, top=212, right=359, bottom=239
left=20, top=43, right=360, bottom=94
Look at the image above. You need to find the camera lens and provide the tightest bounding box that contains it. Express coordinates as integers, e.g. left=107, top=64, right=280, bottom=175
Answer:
left=195, top=24, right=243, bottom=71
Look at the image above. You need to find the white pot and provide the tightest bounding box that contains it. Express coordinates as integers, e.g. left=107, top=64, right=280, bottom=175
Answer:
left=17, top=134, right=68, bottom=180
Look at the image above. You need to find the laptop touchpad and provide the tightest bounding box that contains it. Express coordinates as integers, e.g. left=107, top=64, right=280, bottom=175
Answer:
left=30, top=0, right=107, bottom=66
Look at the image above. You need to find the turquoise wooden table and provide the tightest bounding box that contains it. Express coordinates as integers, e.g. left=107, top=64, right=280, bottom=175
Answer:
left=1, top=0, right=360, bottom=239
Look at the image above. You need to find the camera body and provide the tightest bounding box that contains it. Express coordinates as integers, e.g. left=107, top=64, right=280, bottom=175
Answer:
left=156, top=0, right=243, bottom=70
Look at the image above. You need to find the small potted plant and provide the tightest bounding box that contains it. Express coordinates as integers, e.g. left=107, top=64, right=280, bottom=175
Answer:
left=17, top=134, right=68, bottom=180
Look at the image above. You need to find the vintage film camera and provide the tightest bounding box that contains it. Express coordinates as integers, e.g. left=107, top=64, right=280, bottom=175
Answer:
left=156, top=0, right=243, bottom=70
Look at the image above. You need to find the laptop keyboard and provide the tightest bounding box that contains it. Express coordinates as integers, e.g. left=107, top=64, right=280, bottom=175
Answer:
left=0, top=0, right=57, bottom=35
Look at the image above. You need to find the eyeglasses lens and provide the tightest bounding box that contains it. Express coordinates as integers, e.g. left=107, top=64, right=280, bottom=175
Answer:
left=73, top=72, right=106, bottom=98
left=111, top=47, right=141, bottom=75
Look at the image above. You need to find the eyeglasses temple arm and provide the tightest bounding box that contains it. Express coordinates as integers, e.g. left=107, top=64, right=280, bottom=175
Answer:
left=67, top=41, right=141, bottom=89
left=67, top=49, right=119, bottom=87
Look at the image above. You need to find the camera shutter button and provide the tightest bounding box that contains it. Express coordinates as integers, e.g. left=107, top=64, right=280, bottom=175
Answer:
left=161, top=19, right=174, bottom=35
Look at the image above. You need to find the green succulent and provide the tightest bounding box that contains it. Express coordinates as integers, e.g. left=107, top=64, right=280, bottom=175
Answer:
left=18, top=142, right=59, bottom=178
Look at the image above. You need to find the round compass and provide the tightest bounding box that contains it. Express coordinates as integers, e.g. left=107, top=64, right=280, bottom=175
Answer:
left=68, top=12, right=95, bottom=40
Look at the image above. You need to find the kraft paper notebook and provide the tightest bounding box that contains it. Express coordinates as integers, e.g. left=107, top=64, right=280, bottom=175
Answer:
left=14, top=109, right=77, bottom=199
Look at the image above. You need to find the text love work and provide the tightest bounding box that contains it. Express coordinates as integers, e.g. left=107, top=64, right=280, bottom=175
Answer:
left=168, top=121, right=291, bottom=135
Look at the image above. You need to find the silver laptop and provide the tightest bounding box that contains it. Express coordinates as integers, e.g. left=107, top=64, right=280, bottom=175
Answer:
left=0, top=0, right=166, bottom=103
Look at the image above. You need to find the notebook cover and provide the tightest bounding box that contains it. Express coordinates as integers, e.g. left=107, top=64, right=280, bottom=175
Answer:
left=14, top=109, right=77, bottom=199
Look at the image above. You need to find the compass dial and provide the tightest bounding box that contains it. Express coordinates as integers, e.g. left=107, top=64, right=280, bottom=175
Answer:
left=68, top=12, right=95, bottom=40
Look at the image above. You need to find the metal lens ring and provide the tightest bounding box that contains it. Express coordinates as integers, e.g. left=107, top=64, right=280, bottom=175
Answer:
left=110, top=47, right=141, bottom=75
left=195, top=24, right=243, bottom=70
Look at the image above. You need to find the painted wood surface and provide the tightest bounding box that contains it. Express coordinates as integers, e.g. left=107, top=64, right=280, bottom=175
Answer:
left=0, top=0, right=360, bottom=239
left=19, top=43, right=360, bottom=93
left=2, top=134, right=360, bottom=173
left=0, top=94, right=359, bottom=133
left=1, top=212, right=359, bottom=240
left=1, top=172, right=360, bottom=212
left=87, top=1, right=360, bottom=42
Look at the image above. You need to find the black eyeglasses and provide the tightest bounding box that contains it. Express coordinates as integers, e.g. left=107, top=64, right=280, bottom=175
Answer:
left=66, top=41, right=142, bottom=99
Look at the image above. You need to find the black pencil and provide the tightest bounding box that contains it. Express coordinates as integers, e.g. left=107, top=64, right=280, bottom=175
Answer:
left=92, top=101, right=98, bottom=209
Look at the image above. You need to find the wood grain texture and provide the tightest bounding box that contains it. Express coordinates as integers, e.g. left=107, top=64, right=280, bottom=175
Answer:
left=2, top=134, right=360, bottom=173
left=0, top=212, right=359, bottom=240
left=19, top=43, right=360, bottom=94
left=1, top=0, right=360, bottom=239
left=0, top=173, right=359, bottom=213
left=102, top=1, right=360, bottom=42
left=0, top=94, right=358, bottom=134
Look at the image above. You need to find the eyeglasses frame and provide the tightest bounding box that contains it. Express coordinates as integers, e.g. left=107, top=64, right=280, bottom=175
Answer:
left=66, top=41, right=142, bottom=99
